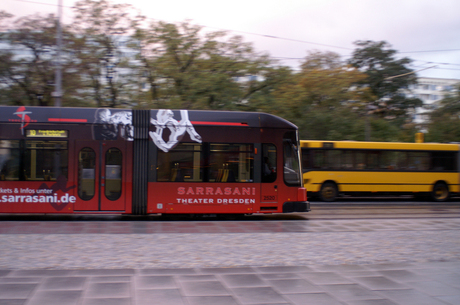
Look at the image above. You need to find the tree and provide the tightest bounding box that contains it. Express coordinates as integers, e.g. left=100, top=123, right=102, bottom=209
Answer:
left=0, top=13, right=78, bottom=106
left=425, top=84, right=460, bottom=142
left=131, top=21, right=276, bottom=110
left=268, top=51, right=378, bottom=140
left=70, top=0, right=144, bottom=107
left=348, top=40, right=422, bottom=122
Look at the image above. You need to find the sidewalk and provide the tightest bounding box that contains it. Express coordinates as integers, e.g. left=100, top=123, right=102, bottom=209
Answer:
left=1, top=217, right=460, bottom=304
left=1, top=261, right=460, bottom=305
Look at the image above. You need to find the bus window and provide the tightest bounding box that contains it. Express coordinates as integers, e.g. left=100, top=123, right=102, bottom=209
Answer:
left=329, top=150, right=341, bottom=170
left=313, top=150, right=326, bottom=169
left=355, top=151, right=366, bottom=170
left=262, top=144, right=276, bottom=182
left=408, top=152, right=429, bottom=171
left=366, top=151, right=379, bottom=170
left=105, top=148, right=122, bottom=201
left=432, top=151, right=457, bottom=171
left=0, top=140, right=20, bottom=181
left=209, top=144, right=254, bottom=183
left=342, top=150, right=353, bottom=170
left=301, top=148, right=310, bottom=172
left=78, top=147, right=96, bottom=200
left=157, top=143, right=202, bottom=182
left=24, top=141, right=68, bottom=180
left=380, top=151, right=398, bottom=170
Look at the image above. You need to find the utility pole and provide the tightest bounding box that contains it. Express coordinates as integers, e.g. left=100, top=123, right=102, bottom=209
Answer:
left=54, top=0, right=63, bottom=106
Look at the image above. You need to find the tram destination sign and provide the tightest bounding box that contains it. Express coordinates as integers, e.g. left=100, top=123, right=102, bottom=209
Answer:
left=26, top=129, right=68, bottom=138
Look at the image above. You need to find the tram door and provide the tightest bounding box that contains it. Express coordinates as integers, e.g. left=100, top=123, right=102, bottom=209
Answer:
left=261, top=143, right=278, bottom=204
left=74, top=141, right=127, bottom=211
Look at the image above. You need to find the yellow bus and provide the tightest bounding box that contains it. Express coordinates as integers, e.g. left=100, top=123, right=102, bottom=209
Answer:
left=300, top=140, right=459, bottom=202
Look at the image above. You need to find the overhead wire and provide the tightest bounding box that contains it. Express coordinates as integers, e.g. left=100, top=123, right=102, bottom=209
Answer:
left=6, top=0, right=460, bottom=71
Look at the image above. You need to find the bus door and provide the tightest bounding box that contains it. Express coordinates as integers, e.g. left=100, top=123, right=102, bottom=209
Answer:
left=261, top=143, right=278, bottom=204
left=74, top=141, right=127, bottom=211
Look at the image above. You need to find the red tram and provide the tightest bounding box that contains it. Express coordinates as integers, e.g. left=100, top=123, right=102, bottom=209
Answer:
left=0, top=106, right=309, bottom=215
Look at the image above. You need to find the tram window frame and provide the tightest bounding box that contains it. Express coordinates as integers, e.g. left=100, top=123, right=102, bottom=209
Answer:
left=0, top=139, right=68, bottom=181
left=0, top=140, right=20, bottom=181
left=283, top=132, right=302, bottom=186
left=78, top=147, right=96, bottom=201
left=156, top=142, right=254, bottom=183
left=208, top=143, right=254, bottom=183
left=262, top=143, right=276, bottom=183
left=105, top=147, right=122, bottom=201
left=24, top=140, right=68, bottom=181
left=157, top=143, right=203, bottom=182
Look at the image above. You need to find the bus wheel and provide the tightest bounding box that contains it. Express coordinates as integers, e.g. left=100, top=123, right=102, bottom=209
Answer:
left=320, top=182, right=338, bottom=202
left=432, top=182, right=449, bottom=202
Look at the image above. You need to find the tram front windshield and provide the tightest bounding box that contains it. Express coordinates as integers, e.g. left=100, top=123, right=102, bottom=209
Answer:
left=283, top=131, right=302, bottom=186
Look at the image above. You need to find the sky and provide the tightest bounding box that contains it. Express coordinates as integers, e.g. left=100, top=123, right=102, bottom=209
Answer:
left=4, top=0, right=460, bottom=79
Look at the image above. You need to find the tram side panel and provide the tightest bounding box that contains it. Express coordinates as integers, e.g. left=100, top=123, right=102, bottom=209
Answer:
left=144, top=122, right=308, bottom=214
left=146, top=124, right=263, bottom=214
left=0, top=106, right=134, bottom=214
left=0, top=122, right=78, bottom=214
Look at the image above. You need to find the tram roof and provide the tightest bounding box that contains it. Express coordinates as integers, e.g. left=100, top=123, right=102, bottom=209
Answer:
left=0, top=106, right=297, bottom=129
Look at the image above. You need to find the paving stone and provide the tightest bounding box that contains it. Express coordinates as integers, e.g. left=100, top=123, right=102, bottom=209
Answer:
left=231, top=287, right=287, bottom=304
left=321, top=283, right=385, bottom=301
left=135, top=275, right=177, bottom=289
left=40, top=277, right=86, bottom=290
left=283, top=292, right=343, bottom=305
left=185, top=296, right=240, bottom=305
left=377, top=288, right=450, bottom=305
left=435, top=294, right=460, bottom=305
left=80, top=298, right=131, bottom=305
left=0, top=300, right=27, bottom=305
left=0, top=283, right=36, bottom=299
left=180, top=280, right=230, bottom=296
left=268, top=279, right=324, bottom=294
left=406, top=280, right=460, bottom=296
left=344, top=299, right=399, bottom=305
left=84, top=283, right=130, bottom=298
left=135, top=288, right=185, bottom=305
left=220, top=274, right=266, bottom=287
left=301, top=272, right=355, bottom=285
left=26, top=290, right=82, bottom=305
left=354, top=276, right=408, bottom=290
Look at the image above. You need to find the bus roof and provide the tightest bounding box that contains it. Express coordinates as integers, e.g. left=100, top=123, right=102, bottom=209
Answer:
left=0, top=106, right=297, bottom=129
left=300, top=140, right=460, bottom=151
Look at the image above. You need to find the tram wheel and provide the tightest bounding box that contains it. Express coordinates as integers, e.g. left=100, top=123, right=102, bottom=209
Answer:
left=320, top=182, right=338, bottom=202
left=432, top=182, right=449, bottom=202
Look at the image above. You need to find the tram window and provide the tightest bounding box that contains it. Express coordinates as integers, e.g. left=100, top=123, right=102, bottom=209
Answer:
left=157, top=143, right=203, bottom=182
left=0, top=140, right=20, bottom=181
left=105, top=148, right=122, bottom=201
left=262, top=144, right=276, bottom=182
left=78, top=147, right=96, bottom=200
left=24, top=141, right=68, bottom=181
left=283, top=132, right=301, bottom=186
left=209, top=144, right=254, bottom=182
